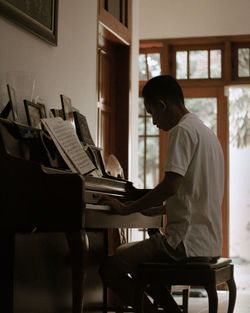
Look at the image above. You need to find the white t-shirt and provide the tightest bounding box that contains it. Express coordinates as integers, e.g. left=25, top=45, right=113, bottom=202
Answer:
left=164, top=113, right=224, bottom=257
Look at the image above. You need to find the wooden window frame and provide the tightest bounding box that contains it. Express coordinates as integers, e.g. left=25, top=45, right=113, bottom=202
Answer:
left=139, top=46, right=164, bottom=90
left=172, top=43, right=224, bottom=82
left=140, top=34, right=250, bottom=86
left=98, top=0, right=131, bottom=45
left=138, top=106, right=160, bottom=188
left=232, top=42, right=250, bottom=82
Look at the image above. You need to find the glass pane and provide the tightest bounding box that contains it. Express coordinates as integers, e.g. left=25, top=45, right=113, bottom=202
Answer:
left=138, top=137, right=145, bottom=189
left=146, top=117, right=159, bottom=135
left=139, top=54, right=147, bottom=81
left=121, top=0, right=128, bottom=26
left=138, top=117, right=144, bottom=136
left=238, top=48, right=250, bottom=77
left=147, top=53, right=161, bottom=79
left=129, top=229, right=145, bottom=242
left=107, top=0, right=120, bottom=21
left=229, top=86, right=250, bottom=148
left=185, top=98, right=217, bottom=134
left=146, top=137, right=159, bottom=188
left=229, top=86, right=250, bottom=290
left=210, top=50, right=222, bottom=78
left=176, top=51, right=188, bottom=79
left=138, top=97, right=145, bottom=116
left=189, top=50, right=208, bottom=79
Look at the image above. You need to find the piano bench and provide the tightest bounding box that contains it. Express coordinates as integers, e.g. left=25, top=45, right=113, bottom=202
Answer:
left=134, top=257, right=237, bottom=313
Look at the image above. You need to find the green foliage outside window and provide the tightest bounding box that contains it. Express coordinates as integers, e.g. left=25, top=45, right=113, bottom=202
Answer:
left=229, top=87, right=250, bottom=148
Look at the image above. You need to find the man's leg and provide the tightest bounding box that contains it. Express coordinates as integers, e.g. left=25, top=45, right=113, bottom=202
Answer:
left=100, top=233, right=185, bottom=313
left=100, top=255, right=157, bottom=313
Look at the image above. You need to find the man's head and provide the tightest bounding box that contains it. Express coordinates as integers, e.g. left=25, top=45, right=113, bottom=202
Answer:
left=142, top=75, right=188, bottom=131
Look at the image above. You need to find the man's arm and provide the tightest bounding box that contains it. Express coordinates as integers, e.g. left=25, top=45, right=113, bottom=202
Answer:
left=99, top=171, right=183, bottom=215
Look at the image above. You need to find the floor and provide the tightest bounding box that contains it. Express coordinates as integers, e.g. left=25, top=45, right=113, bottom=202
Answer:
left=174, top=289, right=250, bottom=313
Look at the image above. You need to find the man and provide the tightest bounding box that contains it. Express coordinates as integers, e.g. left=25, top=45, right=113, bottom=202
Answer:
left=99, top=75, right=224, bottom=313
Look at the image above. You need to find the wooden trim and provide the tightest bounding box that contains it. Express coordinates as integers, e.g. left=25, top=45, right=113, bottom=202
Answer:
left=140, top=34, right=250, bottom=46
left=140, top=47, right=163, bottom=54
left=140, top=34, right=250, bottom=85
left=98, top=0, right=131, bottom=45
left=159, top=129, right=168, bottom=180
left=224, top=41, right=232, bottom=83
left=163, top=43, right=171, bottom=74
left=217, top=87, right=229, bottom=257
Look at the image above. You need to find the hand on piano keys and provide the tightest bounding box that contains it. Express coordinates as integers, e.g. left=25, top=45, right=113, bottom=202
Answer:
left=98, top=195, right=135, bottom=215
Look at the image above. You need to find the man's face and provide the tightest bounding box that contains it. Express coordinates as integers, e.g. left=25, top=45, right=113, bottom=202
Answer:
left=144, top=98, right=175, bottom=131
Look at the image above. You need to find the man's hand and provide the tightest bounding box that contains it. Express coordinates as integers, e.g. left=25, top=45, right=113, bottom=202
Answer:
left=98, top=196, right=134, bottom=215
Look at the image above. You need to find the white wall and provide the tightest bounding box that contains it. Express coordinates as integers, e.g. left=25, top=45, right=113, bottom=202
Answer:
left=0, top=0, right=142, bottom=180
left=0, top=0, right=98, bottom=140
left=140, top=0, right=250, bottom=39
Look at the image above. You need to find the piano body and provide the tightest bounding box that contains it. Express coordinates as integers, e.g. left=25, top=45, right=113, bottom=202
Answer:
left=0, top=118, right=162, bottom=313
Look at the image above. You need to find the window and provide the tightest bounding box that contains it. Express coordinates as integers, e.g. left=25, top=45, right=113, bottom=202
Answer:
left=185, top=98, right=217, bottom=134
left=139, top=51, right=161, bottom=83
left=176, top=48, right=222, bottom=80
left=238, top=48, right=250, bottom=77
left=138, top=98, right=159, bottom=188
left=138, top=50, right=162, bottom=189
left=233, top=43, right=250, bottom=80
left=103, top=0, right=128, bottom=27
left=99, top=0, right=131, bottom=44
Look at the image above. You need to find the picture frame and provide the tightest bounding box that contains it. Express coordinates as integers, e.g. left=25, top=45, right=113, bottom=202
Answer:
left=0, top=0, right=58, bottom=46
left=85, top=145, right=106, bottom=177
left=60, top=94, right=76, bottom=129
left=6, top=84, right=18, bottom=121
left=24, top=100, right=46, bottom=129
left=73, top=111, right=95, bottom=146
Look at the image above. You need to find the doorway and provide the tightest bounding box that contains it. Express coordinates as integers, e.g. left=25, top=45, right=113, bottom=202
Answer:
left=97, top=36, right=130, bottom=177
left=228, top=86, right=250, bottom=291
left=182, top=86, right=229, bottom=257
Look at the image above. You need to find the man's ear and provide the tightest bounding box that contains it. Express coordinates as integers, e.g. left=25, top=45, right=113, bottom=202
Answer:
left=157, top=98, right=167, bottom=111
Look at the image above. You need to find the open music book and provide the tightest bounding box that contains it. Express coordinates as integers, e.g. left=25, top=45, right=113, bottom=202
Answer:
left=41, top=117, right=95, bottom=175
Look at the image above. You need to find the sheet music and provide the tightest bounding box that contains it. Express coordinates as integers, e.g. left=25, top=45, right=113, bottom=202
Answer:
left=41, top=117, right=95, bottom=175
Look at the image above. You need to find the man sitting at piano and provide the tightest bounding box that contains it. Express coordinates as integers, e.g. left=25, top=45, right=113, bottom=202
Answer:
left=99, top=75, right=224, bottom=313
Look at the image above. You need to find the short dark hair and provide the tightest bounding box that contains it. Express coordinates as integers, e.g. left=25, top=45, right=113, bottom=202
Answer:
left=142, top=75, right=184, bottom=106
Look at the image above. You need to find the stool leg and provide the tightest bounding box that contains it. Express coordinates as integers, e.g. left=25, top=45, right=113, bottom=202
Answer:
left=227, top=275, right=237, bottom=313
left=182, top=289, right=189, bottom=313
left=134, top=278, right=148, bottom=313
left=205, top=285, right=218, bottom=313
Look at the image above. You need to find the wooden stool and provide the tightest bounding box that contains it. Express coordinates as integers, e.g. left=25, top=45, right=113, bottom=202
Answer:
left=135, top=258, right=236, bottom=313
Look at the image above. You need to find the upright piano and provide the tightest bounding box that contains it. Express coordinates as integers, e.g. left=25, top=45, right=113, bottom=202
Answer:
left=0, top=118, right=162, bottom=313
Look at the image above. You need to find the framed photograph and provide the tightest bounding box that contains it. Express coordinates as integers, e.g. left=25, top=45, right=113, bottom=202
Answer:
left=73, top=111, right=95, bottom=146
left=6, top=84, right=18, bottom=121
left=24, top=100, right=46, bottom=129
left=0, top=0, right=58, bottom=46
left=85, top=145, right=106, bottom=177
left=60, top=94, right=76, bottom=129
